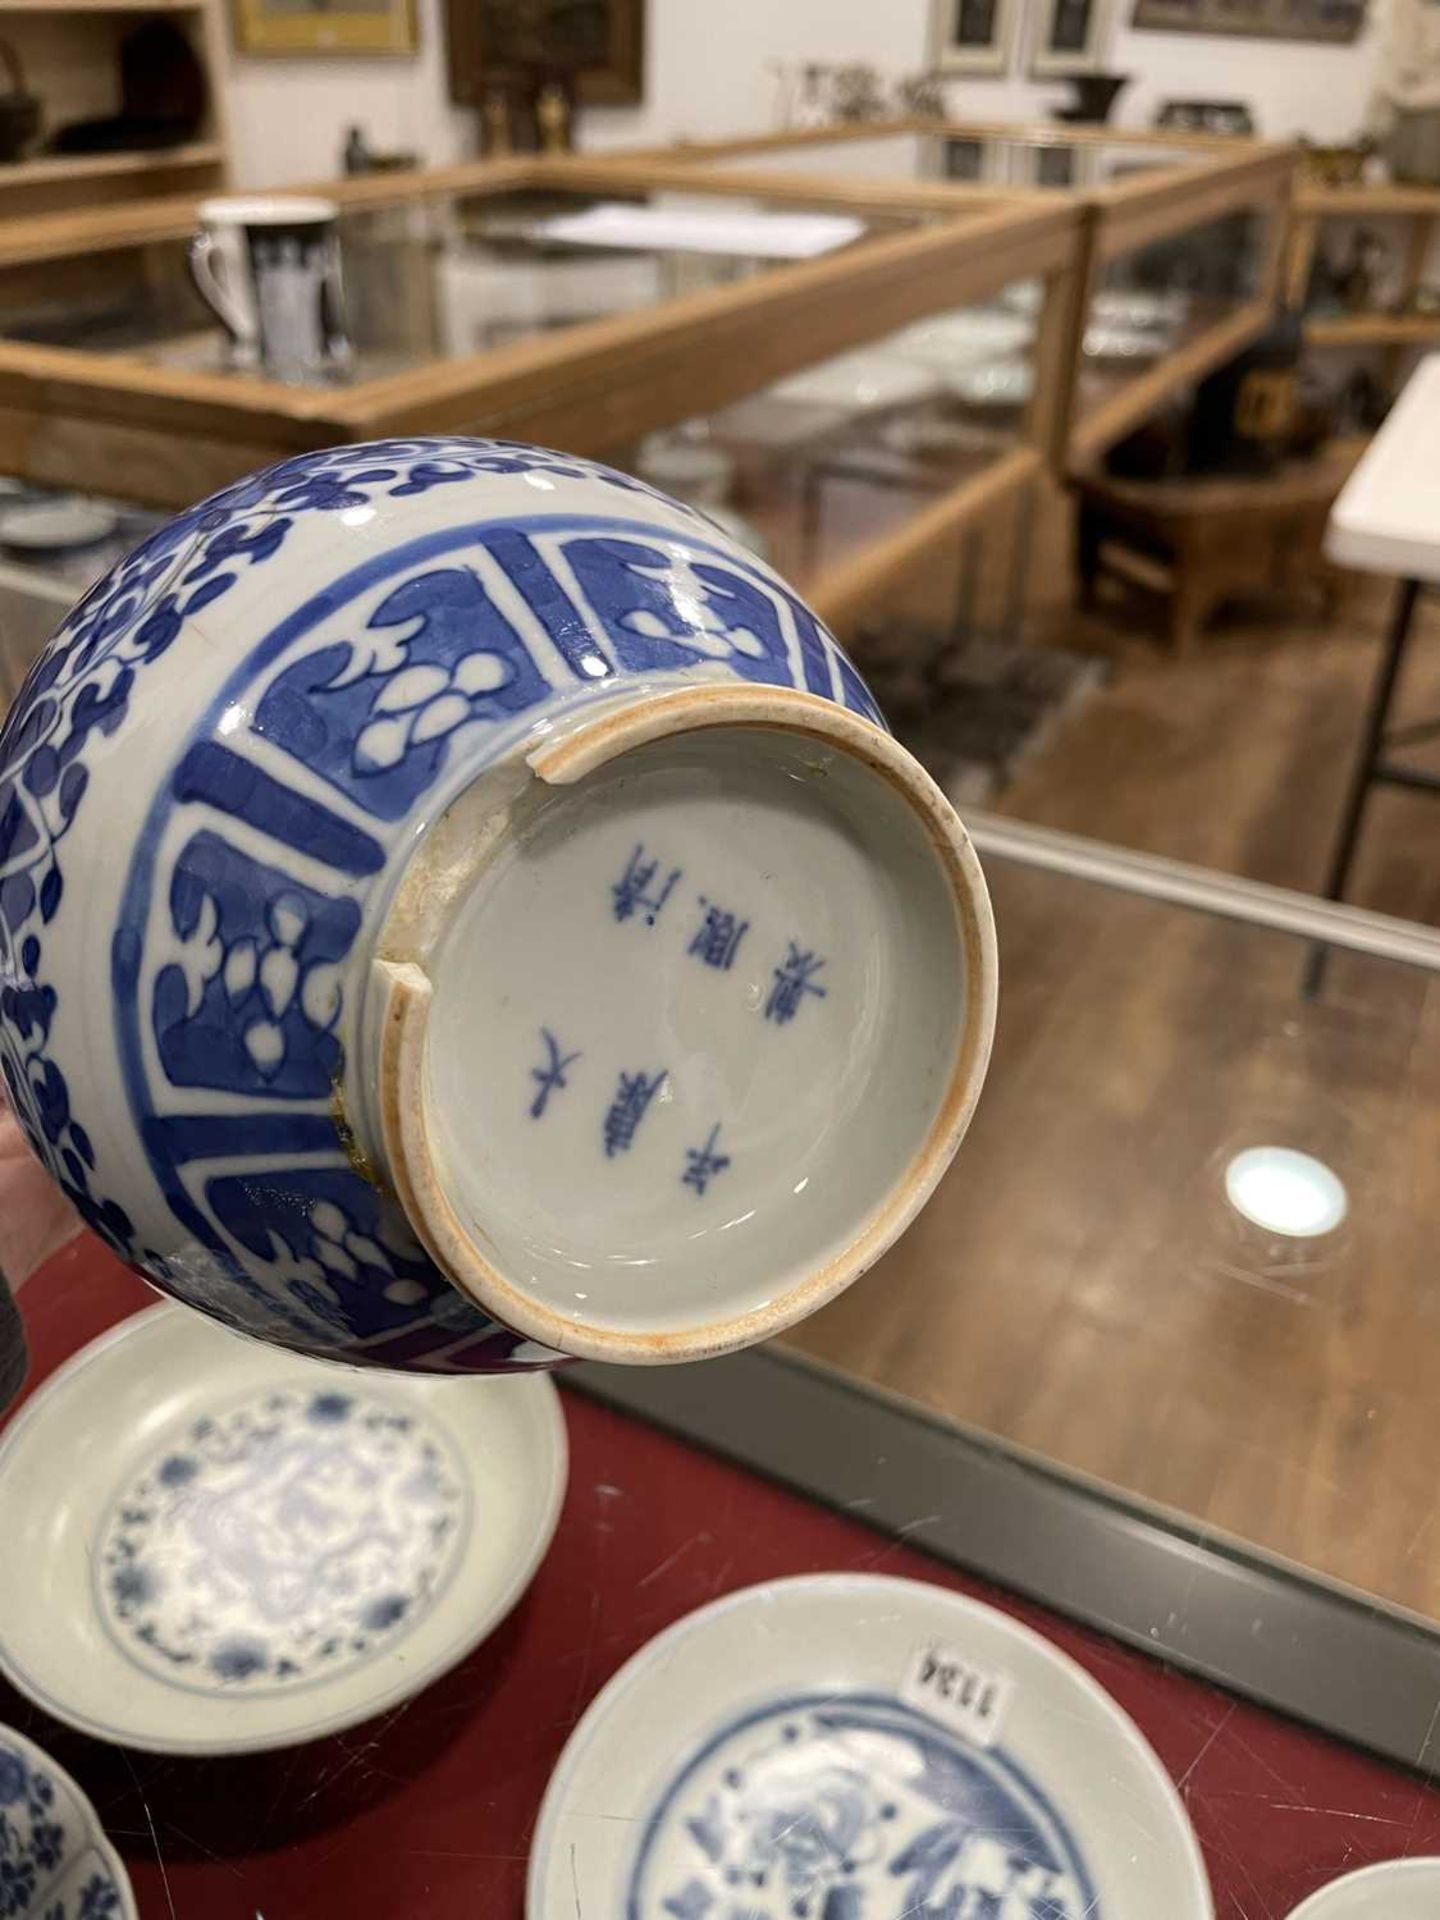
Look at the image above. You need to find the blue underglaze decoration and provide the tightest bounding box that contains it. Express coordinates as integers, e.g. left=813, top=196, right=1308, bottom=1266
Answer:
left=0, top=1732, right=127, bottom=1920
left=172, top=744, right=385, bottom=877
left=205, top=1171, right=443, bottom=1341
left=156, top=833, right=358, bottom=1098
left=613, top=844, right=680, bottom=928
left=687, top=901, right=748, bottom=972
left=0, top=437, right=891, bottom=1374
left=605, top=1069, right=667, bottom=1158
left=681, top=1124, right=730, bottom=1198
left=628, top=1693, right=1098, bottom=1920
left=95, top=1382, right=467, bottom=1697
left=253, top=565, right=549, bottom=822
left=530, top=1028, right=581, bottom=1120
left=765, top=944, right=828, bottom=1026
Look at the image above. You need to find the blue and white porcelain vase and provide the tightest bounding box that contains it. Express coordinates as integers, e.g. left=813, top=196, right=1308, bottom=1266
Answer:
left=0, top=439, right=996, bottom=1374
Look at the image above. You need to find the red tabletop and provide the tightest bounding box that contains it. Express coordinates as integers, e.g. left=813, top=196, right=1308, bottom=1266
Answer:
left=4, top=1236, right=1440, bottom=1918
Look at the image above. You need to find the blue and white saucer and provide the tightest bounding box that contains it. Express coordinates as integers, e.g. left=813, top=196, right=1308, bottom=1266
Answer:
left=0, top=1722, right=136, bottom=1917
left=1286, top=1860, right=1440, bottom=1918
left=527, top=1573, right=1212, bottom=1917
left=0, top=1305, right=567, bottom=1754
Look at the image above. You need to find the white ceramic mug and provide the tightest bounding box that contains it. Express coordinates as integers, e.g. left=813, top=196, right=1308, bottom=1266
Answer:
left=188, top=195, right=351, bottom=378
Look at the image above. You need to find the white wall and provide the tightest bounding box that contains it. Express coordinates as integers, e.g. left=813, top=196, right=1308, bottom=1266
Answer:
left=222, top=0, right=474, bottom=189
left=221, top=0, right=1388, bottom=190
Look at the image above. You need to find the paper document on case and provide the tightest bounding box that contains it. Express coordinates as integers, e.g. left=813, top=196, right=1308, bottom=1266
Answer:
left=529, top=201, right=866, bottom=260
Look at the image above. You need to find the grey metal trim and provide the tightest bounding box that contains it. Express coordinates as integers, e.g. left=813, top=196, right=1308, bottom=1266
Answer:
left=569, top=1347, right=1440, bottom=1772
left=963, top=808, right=1440, bottom=973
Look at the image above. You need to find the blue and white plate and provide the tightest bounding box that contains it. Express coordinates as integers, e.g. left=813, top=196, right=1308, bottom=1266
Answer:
left=0, top=1305, right=567, bottom=1754
left=1285, top=1859, right=1440, bottom=1918
left=0, top=1722, right=136, bottom=1917
left=527, top=1572, right=1212, bottom=1917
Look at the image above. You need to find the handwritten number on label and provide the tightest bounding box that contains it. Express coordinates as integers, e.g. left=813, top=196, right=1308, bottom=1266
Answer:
left=900, top=1640, right=1014, bottom=1749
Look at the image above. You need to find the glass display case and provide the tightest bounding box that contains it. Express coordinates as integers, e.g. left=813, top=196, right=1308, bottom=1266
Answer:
left=0, top=154, right=1082, bottom=638
left=590, top=122, right=1296, bottom=467
left=588, top=815, right=1440, bottom=1767
left=6, top=1218, right=1440, bottom=1916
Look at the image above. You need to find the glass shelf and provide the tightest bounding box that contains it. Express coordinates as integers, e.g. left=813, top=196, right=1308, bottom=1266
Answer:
left=0, top=184, right=899, bottom=386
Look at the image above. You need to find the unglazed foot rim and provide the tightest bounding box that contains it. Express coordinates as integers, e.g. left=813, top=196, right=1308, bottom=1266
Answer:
left=374, top=683, right=997, bottom=1366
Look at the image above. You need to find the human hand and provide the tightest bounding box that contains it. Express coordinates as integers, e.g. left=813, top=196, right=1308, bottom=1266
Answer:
left=0, top=1097, right=80, bottom=1290
left=0, top=1095, right=81, bottom=1411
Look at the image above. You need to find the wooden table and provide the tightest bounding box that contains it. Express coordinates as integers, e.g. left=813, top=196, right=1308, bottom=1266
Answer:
left=1314, top=352, right=1440, bottom=915
left=1073, top=441, right=1358, bottom=650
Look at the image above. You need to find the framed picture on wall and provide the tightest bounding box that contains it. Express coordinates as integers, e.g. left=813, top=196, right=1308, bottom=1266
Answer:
left=1029, top=0, right=1116, bottom=72
left=928, top=0, right=1023, bottom=76
left=445, top=0, right=645, bottom=107
left=232, top=0, right=418, bottom=56
left=1130, top=0, right=1364, bottom=41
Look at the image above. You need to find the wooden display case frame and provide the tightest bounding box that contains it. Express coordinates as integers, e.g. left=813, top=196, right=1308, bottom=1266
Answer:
left=582, top=119, right=1297, bottom=469
left=0, top=153, right=1083, bottom=636
left=0, top=0, right=231, bottom=219
left=1284, top=179, right=1440, bottom=401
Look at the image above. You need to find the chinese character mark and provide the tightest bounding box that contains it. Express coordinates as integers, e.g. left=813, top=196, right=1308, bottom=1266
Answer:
left=687, top=898, right=749, bottom=972
left=529, top=1027, right=581, bottom=1120
left=612, top=843, right=680, bottom=926
left=682, top=1123, right=731, bottom=1197
left=765, top=944, right=828, bottom=1026
left=603, top=1069, right=667, bottom=1157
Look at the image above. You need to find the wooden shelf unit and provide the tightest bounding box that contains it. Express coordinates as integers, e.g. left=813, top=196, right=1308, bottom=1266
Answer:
left=0, top=0, right=227, bottom=216
left=1304, top=312, right=1440, bottom=347
left=1286, top=179, right=1440, bottom=399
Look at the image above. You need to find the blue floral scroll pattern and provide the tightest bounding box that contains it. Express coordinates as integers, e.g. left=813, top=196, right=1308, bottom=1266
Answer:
left=0, top=1734, right=128, bottom=1920
left=0, top=438, right=887, bottom=1372
left=628, top=1694, right=1096, bottom=1920
left=95, top=1383, right=468, bottom=1696
left=0, top=439, right=701, bottom=1271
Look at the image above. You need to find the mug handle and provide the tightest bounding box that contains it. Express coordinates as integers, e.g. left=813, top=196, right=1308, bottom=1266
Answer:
left=187, top=230, right=249, bottom=344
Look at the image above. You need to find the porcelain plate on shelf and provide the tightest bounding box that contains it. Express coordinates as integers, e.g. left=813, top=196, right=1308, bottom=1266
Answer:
left=1285, top=1859, right=1440, bottom=1918
left=766, top=349, right=943, bottom=413
left=0, top=1305, right=568, bottom=1754
left=0, top=1722, right=137, bottom=1918
left=527, top=1571, right=1213, bottom=1917
left=0, top=500, right=119, bottom=552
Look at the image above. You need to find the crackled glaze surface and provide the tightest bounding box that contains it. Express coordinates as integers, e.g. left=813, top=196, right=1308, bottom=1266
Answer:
left=0, top=437, right=972, bottom=1374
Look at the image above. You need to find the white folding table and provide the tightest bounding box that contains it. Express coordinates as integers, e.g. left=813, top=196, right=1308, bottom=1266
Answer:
left=1321, top=354, right=1440, bottom=912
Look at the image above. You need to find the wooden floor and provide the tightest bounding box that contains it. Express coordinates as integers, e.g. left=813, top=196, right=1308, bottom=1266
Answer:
left=785, top=476, right=1440, bottom=1622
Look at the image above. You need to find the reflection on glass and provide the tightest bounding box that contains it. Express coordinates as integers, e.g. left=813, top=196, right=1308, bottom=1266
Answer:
left=703, top=131, right=1210, bottom=191
left=621, top=281, right=1040, bottom=591
left=0, top=187, right=895, bottom=386
left=1224, top=1144, right=1349, bottom=1239
left=1076, top=207, right=1271, bottom=421
left=783, top=854, right=1440, bottom=1621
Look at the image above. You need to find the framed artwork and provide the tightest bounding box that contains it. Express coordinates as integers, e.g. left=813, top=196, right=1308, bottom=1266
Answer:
left=232, top=0, right=418, bottom=56
left=445, top=0, right=645, bottom=107
left=1029, top=0, right=1116, bottom=71
left=1130, top=0, right=1365, bottom=41
left=928, top=0, right=1023, bottom=76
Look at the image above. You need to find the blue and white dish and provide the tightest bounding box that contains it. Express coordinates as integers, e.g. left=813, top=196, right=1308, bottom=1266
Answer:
left=0, top=437, right=996, bottom=1375
left=0, top=1304, right=567, bottom=1753
left=0, top=1722, right=136, bottom=1918
left=1285, top=1860, right=1440, bottom=1918
left=527, top=1572, right=1213, bottom=1917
